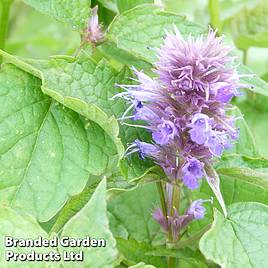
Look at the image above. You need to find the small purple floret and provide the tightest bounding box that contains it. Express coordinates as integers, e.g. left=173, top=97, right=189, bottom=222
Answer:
left=126, top=139, right=159, bottom=160
left=187, top=199, right=207, bottom=219
left=182, top=158, right=204, bottom=189
left=188, top=113, right=211, bottom=145
left=152, top=119, right=178, bottom=145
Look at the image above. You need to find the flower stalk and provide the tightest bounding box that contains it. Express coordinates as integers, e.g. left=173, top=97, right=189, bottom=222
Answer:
left=167, top=183, right=180, bottom=268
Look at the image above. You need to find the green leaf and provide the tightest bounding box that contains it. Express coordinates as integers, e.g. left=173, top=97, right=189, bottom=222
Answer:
left=223, top=1, right=268, bottom=50
left=199, top=158, right=268, bottom=208
left=22, top=0, right=92, bottom=30
left=117, top=0, right=154, bottom=13
left=108, top=183, right=162, bottom=243
left=238, top=64, right=268, bottom=97
left=116, top=238, right=166, bottom=267
left=200, top=202, right=268, bottom=268
left=238, top=94, right=268, bottom=157
left=216, top=154, right=268, bottom=171
left=0, top=207, right=49, bottom=268
left=48, top=168, right=161, bottom=235
left=59, top=179, right=119, bottom=268
left=104, top=4, right=206, bottom=65
left=146, top=247, right=207, bottom=267
left=226, top=106, right=257, bottom=156
left=218, top=167, right=268, bottom=205
left=98, top=41, right=152, bottom=71
left=0, top=64, right=118, bottom=221
left=97, top=0, right=118, bottom=13
left=49, top=176, right=101, bottom=234
left=0, top=50, right=125, bottom=162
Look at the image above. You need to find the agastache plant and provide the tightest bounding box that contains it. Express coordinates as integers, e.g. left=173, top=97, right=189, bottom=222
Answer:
left=114, top=27, right=242, bottom=245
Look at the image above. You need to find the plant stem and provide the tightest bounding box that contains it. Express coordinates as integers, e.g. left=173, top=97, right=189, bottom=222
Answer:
left=168, top=256, right=177, bottom=268
left=156, top=181, right=181, bottom=268
left=0, top=0, right=12, bottom=64
left=167, top=183, right=180, bottom=268
left=208, top=0, right=221, bottom=34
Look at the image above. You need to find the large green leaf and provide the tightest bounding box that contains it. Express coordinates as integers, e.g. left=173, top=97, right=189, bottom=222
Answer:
left=103, top=4, right=206, bottom=64
left=0, top=50, right=125, bottom=162
left=22, top=0, right=92, bottom=30
left=59, top=179, right=119, bottom=268
left=0, top=64, right=118, bottom=221
left=0, top=207, right=49, bottom=268
left=217, top=167, right=268, bottom=205
left=0, top=179, right=118, bottom=267
left=200, top=202, right=268, bottom=268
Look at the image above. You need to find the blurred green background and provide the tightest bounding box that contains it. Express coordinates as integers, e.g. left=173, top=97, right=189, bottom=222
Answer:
left=3, top=0, right=268, bottom=77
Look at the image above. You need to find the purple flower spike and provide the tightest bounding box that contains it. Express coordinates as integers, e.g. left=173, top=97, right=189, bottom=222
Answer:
left=86, top=6, right=104, bottom=44
left=182, top=158, right=204, bottom=189
left=114, top=26, right=242, bottom=210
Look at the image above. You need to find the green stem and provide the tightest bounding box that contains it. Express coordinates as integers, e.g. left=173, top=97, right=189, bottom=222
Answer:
left=0, top=0, right=12, bottom=64
left=208, top=0, right=221, bottom=34
left=168, top=256, right=177, bottom=268
left=167, top=183, right=180, bottom=268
